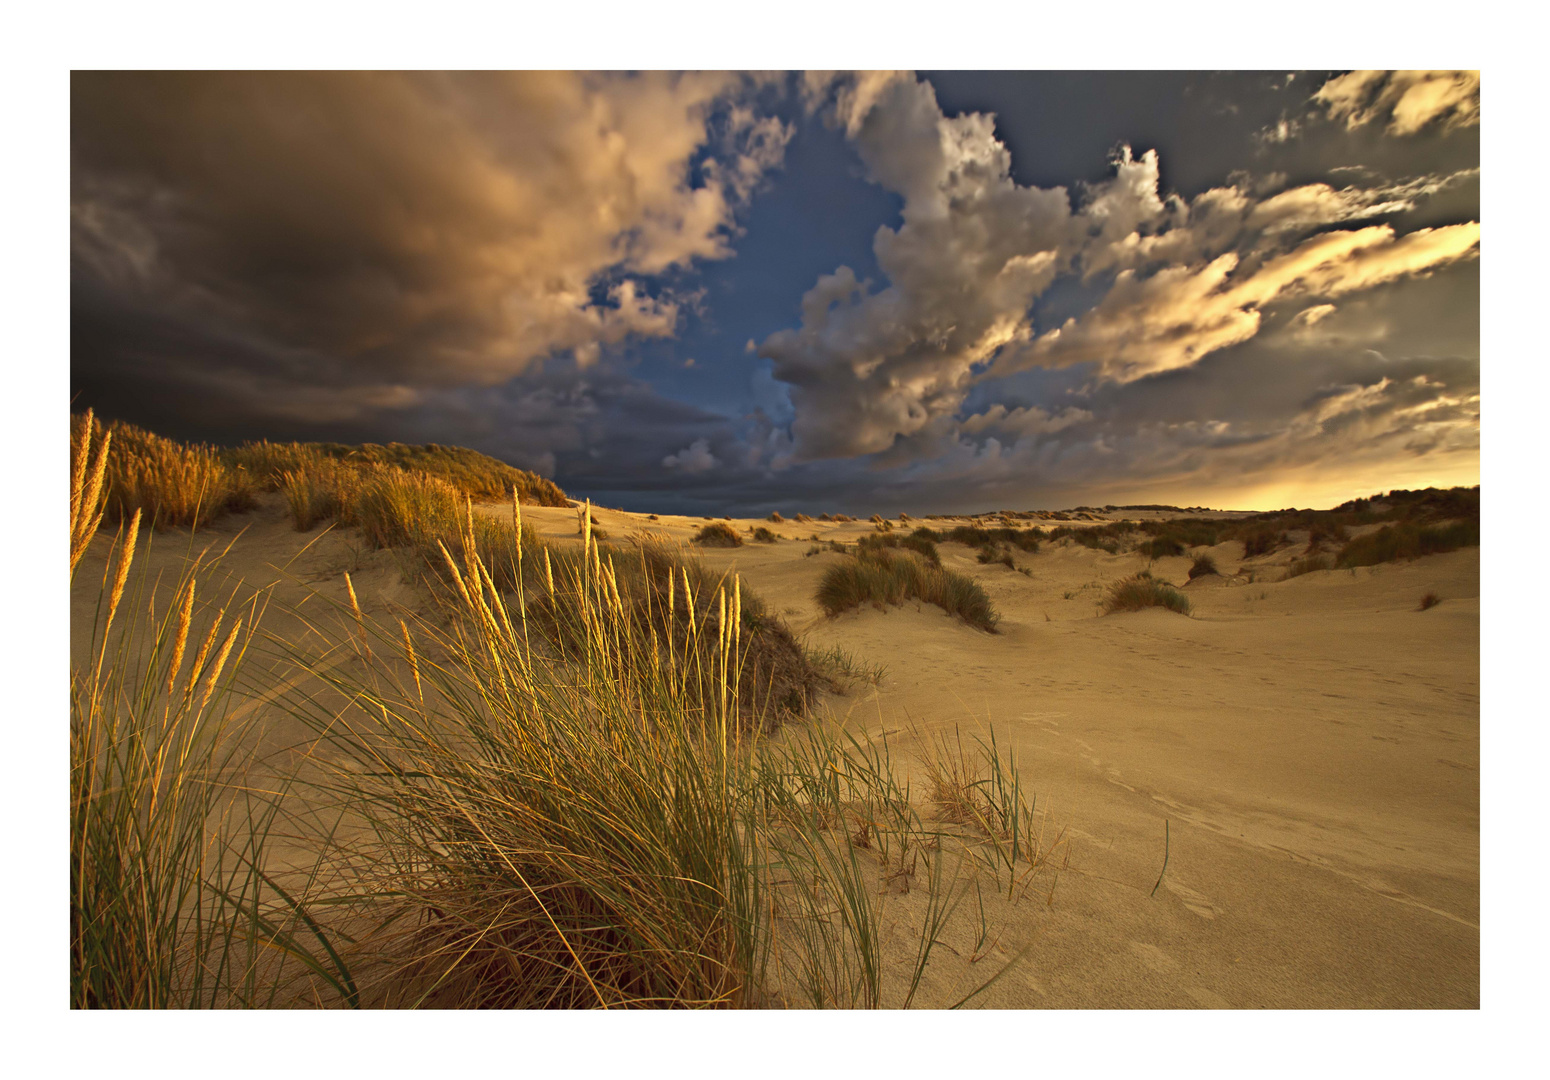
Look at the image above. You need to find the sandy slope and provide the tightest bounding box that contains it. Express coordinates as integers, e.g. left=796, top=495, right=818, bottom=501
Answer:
left=71, top=497, right=1478, bottom=1008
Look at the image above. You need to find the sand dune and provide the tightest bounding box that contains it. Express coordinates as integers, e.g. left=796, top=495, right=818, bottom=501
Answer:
left=71, top=495, right=1478, bottom=1008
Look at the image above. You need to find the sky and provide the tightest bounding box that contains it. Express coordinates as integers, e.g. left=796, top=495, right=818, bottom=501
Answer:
left=70, top=69, right=1481, bottom=515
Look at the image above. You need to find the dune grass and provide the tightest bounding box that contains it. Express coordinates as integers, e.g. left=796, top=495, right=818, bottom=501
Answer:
left=694, top=521, right=744, bottom=547
left=276, top=509, right=1022, bottom=1008
left=74, top=413, right=255, bottom=531
left=1335, top=520, right=1479, bottom=568
left=1187, top=554, right=1219, bottom=581
left=752, top=526, right=779, bottom=543
left=857, top=531, right=941, bottom=567
left=816, top=546, right=998, bottom=632
left=1102, top=574, right=1192, bottom=616
left=70, top=488, right=351, bottom=1008
left=1284, top=554, right=1332, bottom=579
left=977, top=543, right=1015, bottom=569
left=69, top=420, right=1051, bottom=1009
left=1138, top=536, right=1185, bottom=559
left=1418, top=591, right=1442, bottom=611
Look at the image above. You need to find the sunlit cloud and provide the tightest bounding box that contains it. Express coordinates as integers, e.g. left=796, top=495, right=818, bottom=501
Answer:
left=1313, top=70, right=1481, bottom=136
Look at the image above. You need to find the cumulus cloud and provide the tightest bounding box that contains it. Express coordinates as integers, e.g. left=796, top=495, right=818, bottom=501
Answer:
left=663, top=437, right=718, bottom=474
left=1007, top=222, right=1480, bottom=382
left=758, top=72, right=1480, bottom=464
left=1312, top=70, right=1481, bottom=136
left=72, top=71, right=789, bottom=419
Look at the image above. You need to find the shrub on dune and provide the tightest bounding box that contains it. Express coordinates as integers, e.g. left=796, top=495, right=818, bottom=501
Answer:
left=751, top=526, right=778, bottom=543
left=1187, top=554, right=1219, bottom=580
left=1335, top=520, right=1479, bottom=568
left=1284, top=554, right=1332, bottom=579
left=1138, top=536, right=1185, bottom=559
left=816, top=546, right=998, bottom=632
left=694, top=522, right=744, bottom=547
left=1102, top=574, right=1192, bottom=616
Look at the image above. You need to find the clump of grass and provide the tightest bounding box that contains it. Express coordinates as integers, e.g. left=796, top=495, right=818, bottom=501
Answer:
left=1418, top=591, right=1441, bottom=611
left=1284, top=554, right=1332, bottom=579
left=751, top=526, right=779, bottom=543
left=70, top=501, right=350, bottom=1007
left=280, top=458, right=368, bottom=532
left=1306, top=521, right=1349, bottom=552
left=1335, top=520, right=1479, bottom=568
left=976, top=543, right=1015, bottom=569
left=808, top=644, right=888, bottom=687
left=284, top=514, right=1010, bottom=1008
left=1238, top=525, right=1286, bottom=559
left=1047, top=523, right=1130, bottom=554
left=1138, top=536, right=1185, bottom=559
left=832, top=513, right=854, bottom=523
left=694, top=521, right=744, bottom=547
left=922, top=727, right=1063, bottom=879
left=857, top=531, right=941, bottom=567
left=74, top=413, right=248, bottom=531
left=794, top=513, right=813, bottom=523
left=229, top=438, right=569, bottom=505
left=1102, top=574, right=1192, bottom=616
left=353, top=469, right=465, bottom=550
left=767, top=512, right=785, bottom=522
left=1187, top=554, right=1219, bottom=580
left=816, top=546, right=998, bottom=632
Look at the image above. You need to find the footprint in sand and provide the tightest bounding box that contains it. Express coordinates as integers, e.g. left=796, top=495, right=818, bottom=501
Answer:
left=1163, top=878, right=1220, bottom=920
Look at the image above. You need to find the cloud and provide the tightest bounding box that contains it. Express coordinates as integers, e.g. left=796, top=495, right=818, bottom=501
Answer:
left=1312, top=71, right=1480, bottom=136
left=1009, top=222, right=1479, bottom=382
left=758, top=72, right=1480, bottom=464
left=662, top=437, right=718, bottom=473
left=72, top=71, right=789, bottom=403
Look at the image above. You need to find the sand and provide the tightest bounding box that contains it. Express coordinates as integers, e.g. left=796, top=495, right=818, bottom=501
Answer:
left=70, top=496, right=1479, bottom=1008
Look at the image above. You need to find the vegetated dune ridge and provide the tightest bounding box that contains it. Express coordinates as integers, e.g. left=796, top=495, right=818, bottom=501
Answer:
left=71, top=490, right=1478, bottom=1008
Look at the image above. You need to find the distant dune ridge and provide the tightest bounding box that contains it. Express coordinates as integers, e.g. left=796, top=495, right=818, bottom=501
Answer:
left=68, top=416, right=1479, bottom=1008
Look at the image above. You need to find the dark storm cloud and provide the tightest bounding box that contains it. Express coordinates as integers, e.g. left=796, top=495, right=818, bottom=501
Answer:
left=72, top=70, right=1478, bottom=514
left=72, top=71, right=790, bottom=434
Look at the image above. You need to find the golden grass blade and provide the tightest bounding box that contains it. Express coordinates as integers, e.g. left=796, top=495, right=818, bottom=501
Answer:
left=199, top=618, right=243, bottom=709
left=165, top=580, right=195, bottom=695
left=104, top=508, right=141, bottom=637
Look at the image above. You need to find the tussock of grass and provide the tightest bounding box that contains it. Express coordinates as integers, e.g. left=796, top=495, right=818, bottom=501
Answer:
left=767, top=512, right=784, bottom=522
left=857, top=531, right=941, bottom=567
left=1047, top=523, right=1130, bottom=553
left=751, top=526, right=779, bottom=543
left=74, top=414, right=253, bottom=531
left=694, top=521, right=744, bottom=547
left=1102, top=574, right=1192, bottom=616
left=231, top=439, right=568, bottom=505
left=976, top=543, right=1015, bottom=569
left=922, top=727, right=1062, bottom=876
left=816, top=547, right=998, bottom=632
left=1187, top=554, right=1219, bottom=580
left=1284, top=554, right=1332, bottom=579
left=808, top=644, right=887, bottom=687
left=71, top=498, right=350, bottom=1007
left=1138, top=536, right=1185, bottom=559
left=1335, top=520, right=1479, bottom=568
left=1418, top=591, right=1441, bottom=611
left=283, top=516, right=1020, bottom=1007
left=1238, top=525, right=1287, bottom=559
left=353, top=470, right=465, bottom=550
